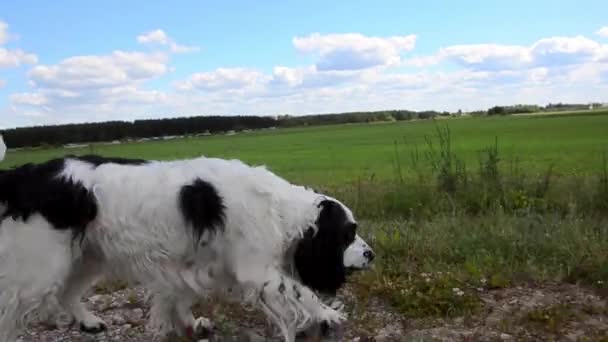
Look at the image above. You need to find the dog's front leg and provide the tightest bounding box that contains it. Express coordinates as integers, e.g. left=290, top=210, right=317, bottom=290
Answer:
left=237, top=267, right=346, bottom=342
left=173, top=294, right=213, bottom=339
left=58, top=256, right=107, bottom=333
left=148, top=291, right=212, bottom=339
left=147, top=267, right=214, bottom=340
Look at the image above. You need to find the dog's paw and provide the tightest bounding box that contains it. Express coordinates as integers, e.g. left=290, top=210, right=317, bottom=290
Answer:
left=181, top=317, right=215, bottom=339
left=79, top=316, right=107, bottom=334
left=317, top=306, right=346, bottom=326
left=194, top=316, right=213, bottom=333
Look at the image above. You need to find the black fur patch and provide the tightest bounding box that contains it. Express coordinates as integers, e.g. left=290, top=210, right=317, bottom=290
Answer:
left=294, top=199, right=357, bottom=295
left=71, top=154, right=149, bottom=167
left=0, top=158, right=98, bottom=241
left=179, top=178, right=226, bottom=244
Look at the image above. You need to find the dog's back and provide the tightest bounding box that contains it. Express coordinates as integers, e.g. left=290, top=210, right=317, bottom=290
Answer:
left=57, top=156, right=318, bottom=266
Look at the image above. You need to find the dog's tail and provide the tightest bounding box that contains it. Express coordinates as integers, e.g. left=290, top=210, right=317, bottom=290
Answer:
left=0, top=134, right=5, bottom=162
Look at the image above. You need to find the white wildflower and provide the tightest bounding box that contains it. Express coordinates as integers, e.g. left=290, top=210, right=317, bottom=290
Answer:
left=452, top=287, right=464, bottom=296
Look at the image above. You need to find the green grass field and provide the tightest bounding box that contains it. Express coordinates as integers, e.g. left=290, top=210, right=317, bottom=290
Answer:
left=3, top=111, right=608, bottom=186
left=3, top=111, right=608, bottom=329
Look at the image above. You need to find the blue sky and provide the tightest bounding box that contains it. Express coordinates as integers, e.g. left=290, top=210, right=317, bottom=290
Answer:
left=1, top=0, right=608, bottom=128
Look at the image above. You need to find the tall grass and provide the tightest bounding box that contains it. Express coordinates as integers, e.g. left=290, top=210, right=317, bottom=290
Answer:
left=595, top=151, right=608, bottom=214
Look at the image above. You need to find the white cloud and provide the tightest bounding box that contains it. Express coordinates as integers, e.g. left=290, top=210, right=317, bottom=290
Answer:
left=168, top=53, right=608, bottom=117
left=137, top=29, right=200, bottom=54
left=269, top=65, right=363, bottom=90
left=169, top=43, right=199, bottom=54
left=293, top=33, right=416, bottom=71
left=10, top=50, right=170, bottom=124
left=271, top=66, right=309, bottom=87
left=531, top=36, right=603, bottom=65
left=0, top=21, right=38, bottom=69
left=438, top=44, right=531, bottom=70
left=527, top=67, right=550, bottom=84
left=0, top=21, right=8, bottom=45
left=177, top=65, right=368, bottom=100
left=28, top=51, right=168, bottom=89
left=137, top=29, right=170, bottom=45
left=405, top=35, right=608, bottom=71
left=176, top=68, right=268, bottom=92
left=10, top=92, right=48, bottom=106
left=597, top=26, right=608, bottom=38
left=0, top=48, right=38, bottom=68
left=597, top=47, right=608, bottom=62
left=564, top=62, right=608, bottom=84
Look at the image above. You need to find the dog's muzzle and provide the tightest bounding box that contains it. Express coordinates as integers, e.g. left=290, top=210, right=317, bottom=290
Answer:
left=343, top=234, right=375, bottom=270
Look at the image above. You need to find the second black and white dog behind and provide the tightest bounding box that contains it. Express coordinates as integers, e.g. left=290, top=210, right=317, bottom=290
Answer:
left=0, top=141, right=374, bottom=342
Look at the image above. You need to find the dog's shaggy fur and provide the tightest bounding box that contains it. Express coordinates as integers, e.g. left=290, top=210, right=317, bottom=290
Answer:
left=0, top=144, right=374, bottom=341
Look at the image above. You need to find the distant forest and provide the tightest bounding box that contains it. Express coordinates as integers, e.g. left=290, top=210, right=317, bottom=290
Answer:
left=1, top=110, right=443, bottom=148
left=1, top=102, right=602, bottom=148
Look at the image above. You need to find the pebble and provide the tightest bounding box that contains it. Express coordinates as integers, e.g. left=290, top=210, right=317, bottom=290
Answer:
left=500, top=333, right=513, bottom=340
left=88, top=294, right=105, bottom=303
left=112, top=315, right=126, bottom=325
left=131, top=308, right=143, bottom=319
left=375, top=323, right=403, bottom=341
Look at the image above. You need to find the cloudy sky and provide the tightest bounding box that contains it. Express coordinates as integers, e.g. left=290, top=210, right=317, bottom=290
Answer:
left=1, top=0, right=607, bottom=128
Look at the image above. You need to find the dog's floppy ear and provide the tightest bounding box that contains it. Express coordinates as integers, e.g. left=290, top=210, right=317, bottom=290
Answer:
left=316, top=199, right=345, bottom=230
left=294, top=199, right=349, bottom=295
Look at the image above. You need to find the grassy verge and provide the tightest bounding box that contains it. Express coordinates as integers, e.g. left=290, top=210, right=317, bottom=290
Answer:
left=335, top=125, right=608, bottom=320
left=351, top=214, right=608, bottom=319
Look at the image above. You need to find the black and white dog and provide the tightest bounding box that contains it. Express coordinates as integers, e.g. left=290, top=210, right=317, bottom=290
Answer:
left=0, top=144, right=374, bottom=341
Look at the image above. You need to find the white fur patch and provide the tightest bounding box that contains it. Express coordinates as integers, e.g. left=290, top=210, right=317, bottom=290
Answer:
left=344, top=235, right=374, bottom=269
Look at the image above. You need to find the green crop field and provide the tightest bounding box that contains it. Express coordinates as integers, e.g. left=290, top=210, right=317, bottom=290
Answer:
left=3, top=110, right=608, bottom=186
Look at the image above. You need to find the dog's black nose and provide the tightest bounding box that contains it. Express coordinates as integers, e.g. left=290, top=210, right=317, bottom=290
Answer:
left=364, top=250, right=375, bottom=262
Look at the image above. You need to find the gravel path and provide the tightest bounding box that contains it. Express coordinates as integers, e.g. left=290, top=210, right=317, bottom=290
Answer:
left=16, top=283, right=608, bottom=341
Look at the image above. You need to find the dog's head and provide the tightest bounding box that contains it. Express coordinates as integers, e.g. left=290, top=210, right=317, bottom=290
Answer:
left=294, top=197, right=374, bottom=295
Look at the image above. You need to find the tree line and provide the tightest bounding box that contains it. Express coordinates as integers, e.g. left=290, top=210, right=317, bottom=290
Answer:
left=1, top=110, right=446, bottom=148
